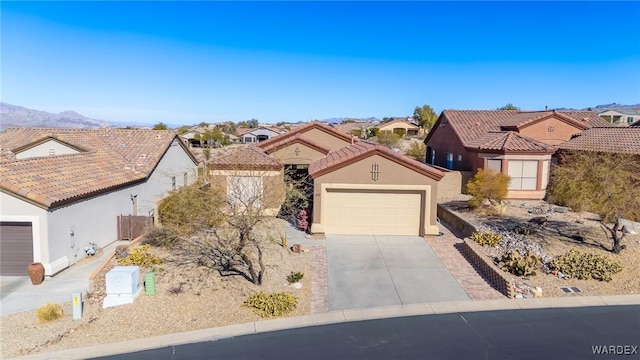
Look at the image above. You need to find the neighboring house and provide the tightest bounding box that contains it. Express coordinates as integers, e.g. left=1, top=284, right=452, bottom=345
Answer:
left=424, top=110, right=611, bottom=200
left=237, top=127, right=283, bottom=144
left=332, top=121, right=378, bottom=138
left=597, top=108, right=640, bottom=126
left=255, top=121, right=444, bottom=237
left=258, top=121, right=356, bottom=166
left=556, top=127, right=640, bottom=156
left=206, top=146, right=285, bottom=217
left=180, top=126, right=206, bottom=147
left=0, top=128, right=199, bottom=276
left=378, top=118, right=420, bottom=137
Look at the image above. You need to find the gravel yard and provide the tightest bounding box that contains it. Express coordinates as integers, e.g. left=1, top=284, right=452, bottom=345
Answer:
left=446, top=199, right=640, bottom=298
left=1, top=219, right=314, bottom=359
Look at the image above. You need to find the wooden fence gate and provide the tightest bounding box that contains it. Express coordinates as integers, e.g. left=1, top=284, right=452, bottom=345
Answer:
left=117, top=214, right=154, bottom=241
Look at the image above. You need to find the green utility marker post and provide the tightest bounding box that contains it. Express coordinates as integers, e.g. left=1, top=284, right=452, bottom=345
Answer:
left=145, top=271, right=156, bottom=296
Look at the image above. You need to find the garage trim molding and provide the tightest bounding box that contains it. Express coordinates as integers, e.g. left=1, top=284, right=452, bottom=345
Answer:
left=312, top=183, right=440, bottom=236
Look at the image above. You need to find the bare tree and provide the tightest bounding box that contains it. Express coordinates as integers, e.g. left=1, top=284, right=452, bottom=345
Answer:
left=548, top=151, right=640, bottom=253
left=166, top=157, right=286, bottom=285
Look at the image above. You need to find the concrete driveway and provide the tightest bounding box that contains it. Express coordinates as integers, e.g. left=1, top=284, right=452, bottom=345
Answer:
left=326, top=235, right=470, bottom=311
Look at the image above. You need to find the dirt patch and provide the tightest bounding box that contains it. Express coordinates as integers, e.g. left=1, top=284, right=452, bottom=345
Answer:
left=446, top=199, right=640, bottom=298
left=0, top=219, right=314, bottom=358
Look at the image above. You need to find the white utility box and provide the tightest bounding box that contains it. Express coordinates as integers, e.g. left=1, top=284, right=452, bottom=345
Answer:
left=103, top=266, right=142, bottom=309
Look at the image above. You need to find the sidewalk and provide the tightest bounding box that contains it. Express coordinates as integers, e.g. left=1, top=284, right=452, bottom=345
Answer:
left=0, top=241, right=126, bottom=316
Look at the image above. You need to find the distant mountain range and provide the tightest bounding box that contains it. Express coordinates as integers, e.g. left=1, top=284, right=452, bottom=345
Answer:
left=2, top=102, right=639, bottom=131
left=0, top=103, right=114, bottom=131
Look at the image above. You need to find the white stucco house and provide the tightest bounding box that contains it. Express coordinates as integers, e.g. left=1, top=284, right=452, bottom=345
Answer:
left=238, top=126, right=283, bottom=144
left=0, top=128, right=199, bottom=276
left=597, top=108, right=640, bottom=126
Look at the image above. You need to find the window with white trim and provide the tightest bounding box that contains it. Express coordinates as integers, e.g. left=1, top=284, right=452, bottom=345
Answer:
left=487, top=159, right=502, bottom=172
left=507, top=160, right=538, bottom=190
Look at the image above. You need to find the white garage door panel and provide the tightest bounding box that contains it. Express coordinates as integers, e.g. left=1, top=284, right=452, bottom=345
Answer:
left=325, top=191, right=421, bottom=236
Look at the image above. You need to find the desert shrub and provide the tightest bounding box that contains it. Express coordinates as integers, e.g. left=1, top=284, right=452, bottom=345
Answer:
left=287, top=271, right=304, bottom=283
left=37, top=303, right=63, bottom=323
left=471, top=232, right=502, bottom=247
left=552, top=249, right=622, bottom=282
left=115, top=245, right=129, bottom=259
left=243, top=291, right=297, bottom=318
left=118, top=244, right=163, bottom=267
left=466, top=168, right=511, bottom=209
left=497, top=251, right=541, bottom=276
left=144, top=226, right=180, bottom=249
left=158, top=180, right=224, bottom=234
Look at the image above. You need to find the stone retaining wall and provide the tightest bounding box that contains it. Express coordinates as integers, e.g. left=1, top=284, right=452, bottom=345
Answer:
left=461, top=239, right=514, bottom=299
left=438, top=204, right=514, bottom=299
left=436, top=204, right=478, bottom=238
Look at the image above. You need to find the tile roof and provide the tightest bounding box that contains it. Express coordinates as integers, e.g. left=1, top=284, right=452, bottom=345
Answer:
left=426, top=110, right=611, bottom=150
left=556, top=127, right=640, bottom=155
left=260, top=133, right=331, bottom=155
left=309, top=142, right=444, bottom=181
left=467, top=131, right=553, bottom=153
left=0, top=128, right=194, bottom=209
left=499, top=110, right=606, bottom=130
left=596, top=107, right=640, bottom=116
left=207, top=146, right=282, bottom=171
left=257, top=121, right=356, bottom=150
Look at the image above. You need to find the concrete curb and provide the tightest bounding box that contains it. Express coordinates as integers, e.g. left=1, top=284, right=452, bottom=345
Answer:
left=10, top=294, right=640, bottom=360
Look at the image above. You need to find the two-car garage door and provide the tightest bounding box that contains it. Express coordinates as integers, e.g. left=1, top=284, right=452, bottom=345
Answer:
left=0, top=222, right=34, bottom=276
left=324, top=190, right=423, bottom=236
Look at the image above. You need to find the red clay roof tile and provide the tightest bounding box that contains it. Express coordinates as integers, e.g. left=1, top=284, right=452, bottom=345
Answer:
left=309, top=142, right=443, bottom=180
left=207, top=146, right=282, bottom=171
left=557, top=127, right=640, bottom=155
left=0, top=128, right=191, bottom=209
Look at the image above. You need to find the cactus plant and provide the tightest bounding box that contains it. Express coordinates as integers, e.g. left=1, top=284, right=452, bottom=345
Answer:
left=552, top=249, right=622, bottom=282
left=471, top=232, right=502, bottom=247
left=497, top=250, right=541, bottom=276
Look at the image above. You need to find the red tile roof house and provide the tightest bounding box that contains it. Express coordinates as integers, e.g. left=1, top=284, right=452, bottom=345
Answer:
left=423, top=110, right=612, bottom=200
left=253, top=121, right=445, bottom=237
left=0, top=128, right=199, bottom=276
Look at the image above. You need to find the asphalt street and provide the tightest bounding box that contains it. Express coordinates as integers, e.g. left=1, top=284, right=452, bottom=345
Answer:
left=92, top=305, right=640, bottom=360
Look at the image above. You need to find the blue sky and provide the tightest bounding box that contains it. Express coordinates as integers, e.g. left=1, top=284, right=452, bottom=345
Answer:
left=2, top=1, right=639, bottom=125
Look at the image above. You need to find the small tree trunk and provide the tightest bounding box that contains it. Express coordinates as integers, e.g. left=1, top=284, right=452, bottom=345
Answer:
left=610, top=218, right=626, bottom=254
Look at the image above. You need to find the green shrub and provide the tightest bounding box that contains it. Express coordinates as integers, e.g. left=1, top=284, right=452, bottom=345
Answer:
left=37, top=303, right=63, bottom=323
left=286, top=271, right=304, bottom=283
left=243, top=291, right=297, bottom=318
left=471, top=232, right=502, bottom=247
left=466, top=168, right=511, bottom=209
left=118, top=244, right=163, bottom=267
left=497, top=251, right=541, bottom=276
left=143, top=227, right=179, bottom=249
left=552, top=249, right=622, bottom=282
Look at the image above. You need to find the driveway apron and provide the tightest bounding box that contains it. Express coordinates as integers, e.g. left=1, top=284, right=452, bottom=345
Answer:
left=326, top=235, right=470, bottom=311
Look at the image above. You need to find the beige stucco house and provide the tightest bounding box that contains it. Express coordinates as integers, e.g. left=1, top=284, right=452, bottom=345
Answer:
left=378, top=118, right=421, bottom=137
left=254, top=121, right=444, bottom=237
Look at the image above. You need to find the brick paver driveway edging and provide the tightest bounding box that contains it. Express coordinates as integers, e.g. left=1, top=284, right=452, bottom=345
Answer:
left=424, top=222, right=505, bottom=301
left=325, top=235, right=470, bottom=311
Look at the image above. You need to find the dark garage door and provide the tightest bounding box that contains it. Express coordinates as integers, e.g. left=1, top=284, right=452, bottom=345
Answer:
left=0, top=222, right=34, bottom=275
